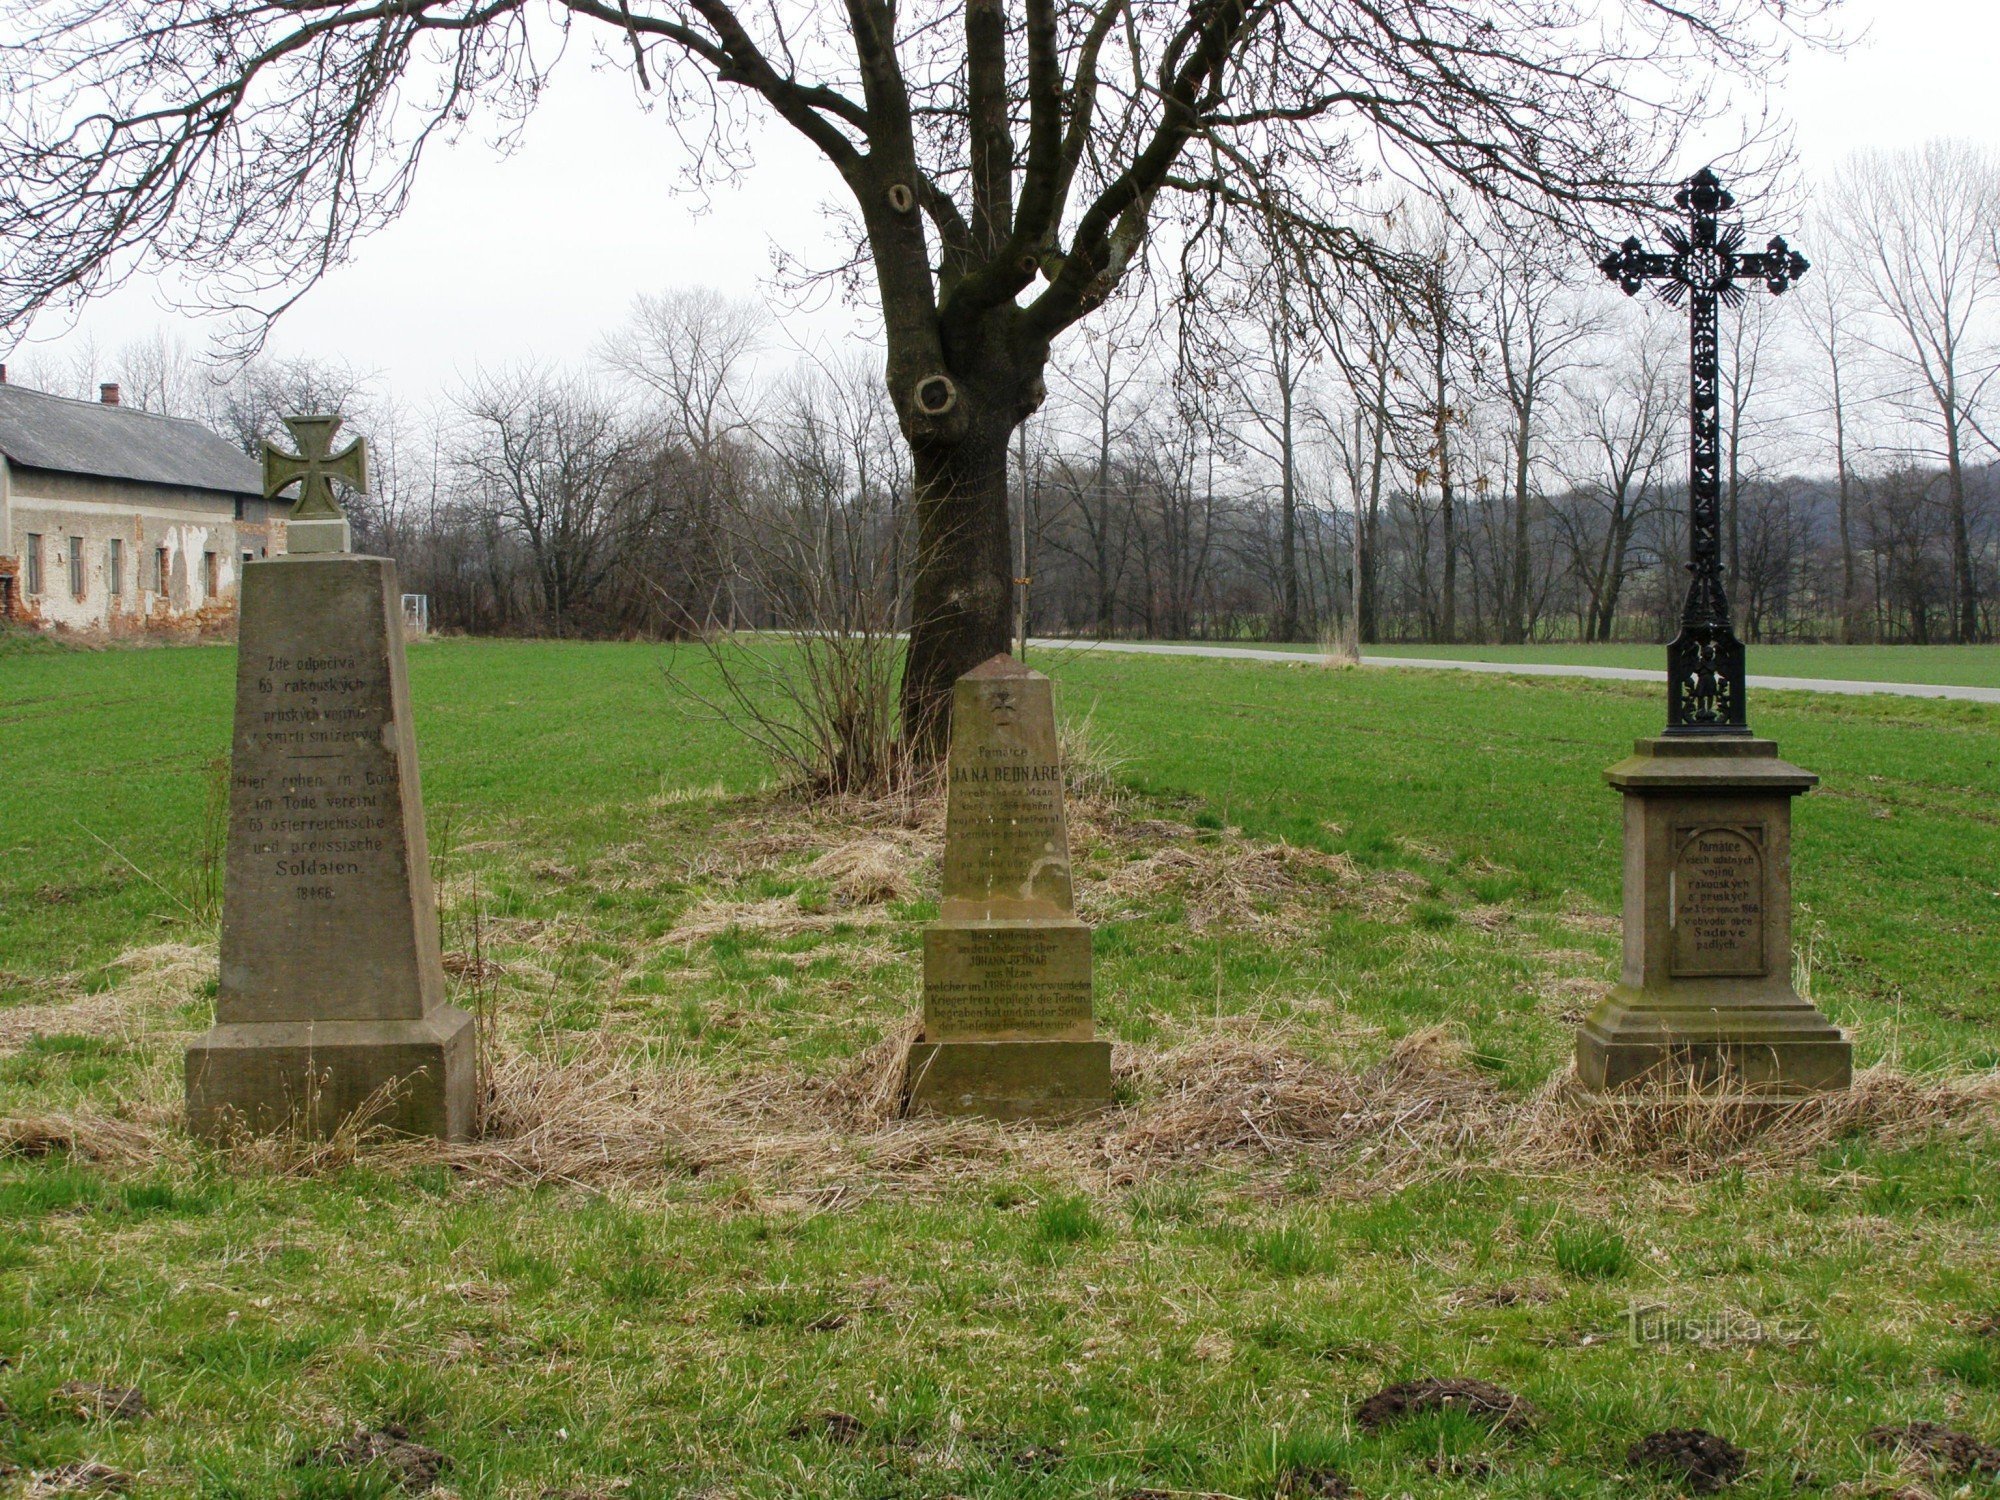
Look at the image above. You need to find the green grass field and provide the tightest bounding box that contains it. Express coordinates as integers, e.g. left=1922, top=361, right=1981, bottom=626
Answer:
left=3, top=636, right=1999, bottom=1498
left=1145, top=638, right=2000, bottom=690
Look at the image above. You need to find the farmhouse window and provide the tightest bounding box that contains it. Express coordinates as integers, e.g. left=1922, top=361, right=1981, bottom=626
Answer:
left=24, top=534, right=40, bottom=595
left=107, top=538, right=123, bottom=597
left=68, top=536, right=83, bottom=598
left=203, top=551, right=218, bottom=598
left=155, top=546, right=169, bottom=593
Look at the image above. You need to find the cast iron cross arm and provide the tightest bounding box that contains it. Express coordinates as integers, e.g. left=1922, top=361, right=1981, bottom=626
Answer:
left=1598, top=167, right=1807, bottom=736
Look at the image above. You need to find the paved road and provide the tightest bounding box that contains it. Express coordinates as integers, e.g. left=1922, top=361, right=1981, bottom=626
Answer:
left=1026, top=637, right=2000, bottom=705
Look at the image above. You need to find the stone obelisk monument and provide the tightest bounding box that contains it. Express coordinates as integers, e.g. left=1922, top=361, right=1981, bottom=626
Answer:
left=185, top=416, right=475, bottom=1139
left=905, top=656, right=1111, bottom=1120
left=1580, top=171, right=1849, bottom=1093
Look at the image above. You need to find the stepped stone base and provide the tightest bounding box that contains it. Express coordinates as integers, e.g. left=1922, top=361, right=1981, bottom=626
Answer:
left=1576, top=990, right=1852, bottom=1093
left=904, top=1039, right=1112, bottom=1121
left=186, top=1009, right=475, bottom=1141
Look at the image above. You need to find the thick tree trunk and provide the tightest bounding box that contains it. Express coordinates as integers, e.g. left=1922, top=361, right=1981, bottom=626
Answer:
left=899, top=407, right=1016, bottom=758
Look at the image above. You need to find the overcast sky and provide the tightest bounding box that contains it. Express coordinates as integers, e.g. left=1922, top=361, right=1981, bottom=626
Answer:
left=17, top=0, right=2000, bottom=399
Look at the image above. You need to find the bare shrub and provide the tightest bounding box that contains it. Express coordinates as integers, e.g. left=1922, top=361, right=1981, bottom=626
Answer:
left=1318, top=615, right=1361, bottom=666
left=667, top=360, right=913, bottom=799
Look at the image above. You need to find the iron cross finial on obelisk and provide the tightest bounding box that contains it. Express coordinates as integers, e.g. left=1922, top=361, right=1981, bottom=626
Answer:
left=263, top=414, right=369, bottom=555
left=1599, top=167, right=1808, bottom=736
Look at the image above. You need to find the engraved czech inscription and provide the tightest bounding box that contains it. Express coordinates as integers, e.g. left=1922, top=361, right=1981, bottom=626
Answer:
left=939, top=672, right=1073, bottom=915
left=1670, top=824, right=1766, bottom=977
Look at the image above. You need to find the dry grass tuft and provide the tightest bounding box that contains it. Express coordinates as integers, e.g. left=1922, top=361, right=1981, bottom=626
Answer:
left=9, top=783, right=2000, bottom=1204
left=1091, top=835, right=1411, bottom=934
left=9, top=1026, right=2000, bottom=1201
left=0, top=1110, right=175, bottom=1167
left=806, top=839, right=917, bottom=906
left=0, top=942, right=209, bottom=1051
left=1503, top=1065, right=2000, bottom=1176
left=813, top=1015, right=924, bottom=1131
left=1106, top=1025, right=1501, bottom=1183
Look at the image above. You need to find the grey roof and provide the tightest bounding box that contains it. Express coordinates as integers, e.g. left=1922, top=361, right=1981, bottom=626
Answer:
left=0, top=383, right=262, bottom=497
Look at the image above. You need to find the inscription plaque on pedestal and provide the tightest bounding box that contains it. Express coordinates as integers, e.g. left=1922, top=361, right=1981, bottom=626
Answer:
left=923, top=926, right=1094, bottom=1041
left=1670, top=824, right=1765, bottom=978
left=905, top=655, right=1110, bottom=1120
left=186, top=554, right=473, bottom=1139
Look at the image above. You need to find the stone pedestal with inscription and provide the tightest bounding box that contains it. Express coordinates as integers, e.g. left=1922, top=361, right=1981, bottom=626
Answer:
left=904, top=656, right=1111, bottom=1121
left=186, top=554, right=474, bottom=1140
left=1575, top=737, right=1850, bottom=1093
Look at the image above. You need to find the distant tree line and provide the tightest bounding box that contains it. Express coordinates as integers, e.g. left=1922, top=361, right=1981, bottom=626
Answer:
left=19, top=141, right=1998, bottom=647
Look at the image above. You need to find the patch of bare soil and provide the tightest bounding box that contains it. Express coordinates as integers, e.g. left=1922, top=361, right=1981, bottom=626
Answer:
left=1627, top=1428, right=1746, bottom=1492
left=52, top=1382, right=146, bottom=1421
left=1448, top=1282, right=1560, bottom=1309
left=1352, top=1377, right=1540, bottom=1433
left=299, top=1423, right=449, bottom=1492
left=1276, top=1468, right=1360, bottom=1497
left=1865, top=1421, right=2000, bottom=1477
left=786, top=1410, right=869, bottom=1445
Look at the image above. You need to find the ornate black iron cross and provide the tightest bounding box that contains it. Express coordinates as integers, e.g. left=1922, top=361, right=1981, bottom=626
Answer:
left=1600, top=167, right=1807, bottom=735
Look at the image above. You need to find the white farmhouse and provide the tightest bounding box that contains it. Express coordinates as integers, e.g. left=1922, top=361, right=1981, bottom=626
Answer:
left=0, top=377, right=283, bottom=635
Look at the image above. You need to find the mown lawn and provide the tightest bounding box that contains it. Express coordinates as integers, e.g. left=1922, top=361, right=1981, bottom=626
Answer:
left=1, top=634, right=1997, bottom=1499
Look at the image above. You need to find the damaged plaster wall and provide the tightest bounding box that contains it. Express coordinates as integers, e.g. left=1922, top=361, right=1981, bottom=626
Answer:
left=5, top=464, right=283, bottom=636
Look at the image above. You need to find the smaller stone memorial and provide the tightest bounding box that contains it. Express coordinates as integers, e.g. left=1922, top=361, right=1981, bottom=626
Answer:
left=185, top=416, right=474, bottom=1140
left=905, top=655, right=1111, bottom=1119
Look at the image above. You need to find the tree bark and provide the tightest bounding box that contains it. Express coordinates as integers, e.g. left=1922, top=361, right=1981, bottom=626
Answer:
left=900, top=401, right=1018, bottom=756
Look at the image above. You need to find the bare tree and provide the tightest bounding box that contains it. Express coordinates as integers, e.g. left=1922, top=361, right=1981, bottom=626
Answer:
left=1210, top=236, right=1320, bottom=640
left=599, top=287, right=766, bottom=625
left=1831, top=141, right=2000, bottom=642
left=1481, top=221, right=1598, bottom=642
left=453, top=367, right=651, bottom=633
left=1043, top=301, right=1152, bottom=636
left=1389, top=209, right=1479, bottom=642
left=1797, top=237, right=1867, bottom=641
left=113, top=328, right=212, bottom=418
left=1552, top=324, right=1677, bottom=641
left=213, top=355, right=372, bottom=457
left=0, top=0, right=1824, bottom=747
left=1719, top=291, right=1781, bottom=613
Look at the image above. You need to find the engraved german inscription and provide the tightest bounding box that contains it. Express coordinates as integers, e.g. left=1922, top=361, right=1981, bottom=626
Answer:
left=217, top=557, right=439, bottom=1026
left=238, top=649, right=398, bottom=909
left=923, top=924, right=1093, bottom=1041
